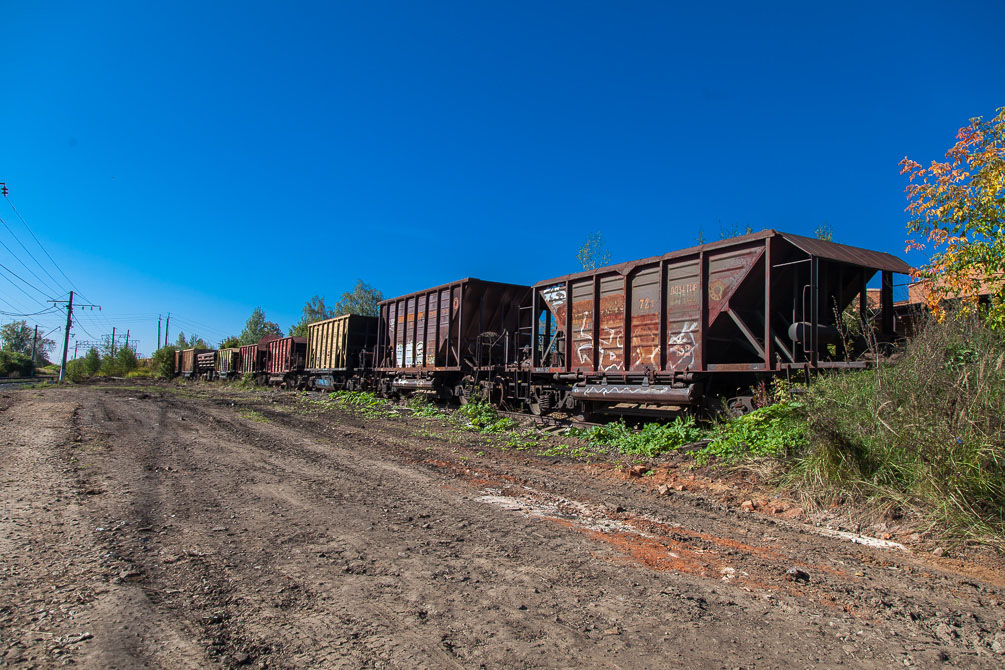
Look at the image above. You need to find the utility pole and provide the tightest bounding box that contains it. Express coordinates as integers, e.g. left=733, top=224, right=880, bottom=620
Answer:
left=50, top=291, right=100, bottom=382
left=111, top=327, right=116, bottom=355
left=157, top=316, right=162, bottom=350
left=29, top=325, right=37, bottom=378
left=59, top=291, right=73, bottom=382
left=165, top=313, right=170, bottom=348
left=125, top=329, right=130, bottom=352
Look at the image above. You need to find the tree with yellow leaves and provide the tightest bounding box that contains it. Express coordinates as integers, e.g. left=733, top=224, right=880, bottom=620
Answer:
left=900, top=107, right=1005, bottom=328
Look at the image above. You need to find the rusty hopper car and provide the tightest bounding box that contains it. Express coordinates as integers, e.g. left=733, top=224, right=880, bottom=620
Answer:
left=173, top=349, right=181, bottom=376
left=265, top=336, right=307, bottom=386
left=239, top=335, right=277, bottom=379
left=376, top=278, right=531, bottom=399
left=179, top=348, right=211, bottom=378
left=305, top=314, right=379, bottom=391
left=528, top=230, right=911, bottom=416
left=216, top=347, right=241, bottom=379
left=196, top=351, right=218, bottom=380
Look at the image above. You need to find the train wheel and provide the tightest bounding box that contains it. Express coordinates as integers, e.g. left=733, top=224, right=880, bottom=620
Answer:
left=726, top=395, right=754, bottom=418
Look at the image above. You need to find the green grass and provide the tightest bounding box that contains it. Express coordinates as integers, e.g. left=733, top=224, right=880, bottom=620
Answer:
left=788, top=313, right=1005, bottom=545
left=238, top=409, right=270, bottom=423
left=407, top=395, right=447, bottom=419
left=328, top=390, right=400, bottom=417
left=697, top=401, right=807, bottom=464
left=454, top=398, right=518, bottom=433
left=565, top=415, right=705, bottom=458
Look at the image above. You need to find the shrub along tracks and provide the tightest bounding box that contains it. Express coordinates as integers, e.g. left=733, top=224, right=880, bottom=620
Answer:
left=2, top=381, right=1004, bottom=668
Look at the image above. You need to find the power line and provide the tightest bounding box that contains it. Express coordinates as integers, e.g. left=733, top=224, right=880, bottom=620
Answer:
left=0, top=213, right=68, bottom=297
left=0, top=306, right=58, bottom=318
left=3, top=195, right=77, bottom=296
left=0, top=264, right=51, bottom=307
left=0, top=259, right=53, bottom=300
left=0, top=233, right=62, bottom=296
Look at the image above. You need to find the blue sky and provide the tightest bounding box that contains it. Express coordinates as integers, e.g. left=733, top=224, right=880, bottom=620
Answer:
left=2, top=1, right=1003, bottom=357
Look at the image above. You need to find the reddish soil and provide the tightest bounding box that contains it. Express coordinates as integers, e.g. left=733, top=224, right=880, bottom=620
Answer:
left=2, top=381, right=1004, bottom=668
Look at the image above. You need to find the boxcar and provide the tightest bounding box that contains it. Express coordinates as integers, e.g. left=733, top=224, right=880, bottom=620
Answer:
left=305, top=314, right=379, bottom=391
left=375, top=277, right=531, bottom=400
left=178, top=348, right=211, bottom=378
left=216, top=347, right=241, bottom=380
left=526, top=229, right=911, bottom=415
left=265, top=336, right=307, bottom=387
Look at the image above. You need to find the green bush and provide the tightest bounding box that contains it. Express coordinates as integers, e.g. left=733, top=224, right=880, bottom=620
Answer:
left=83, top=348, right=101, bottom=375
left=698, top=402, right=807, bottom=464
left=65, top=358, right=87, bottom=382
left=0, top=350, right=33, bottom=377
left=567, top=416, right=705, bottom=458
left=791, top=312, right=1005, bottom=541
left=150, top=346, right=179, bottom=379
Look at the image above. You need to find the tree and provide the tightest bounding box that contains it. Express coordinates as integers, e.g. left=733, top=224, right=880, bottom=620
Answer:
left=576, top=232, right=611, bottom=271
left=83, top=347, right=102, bottom=375
left=219, top=335, right=241, bottom=349
left=332, top=280, right=382, bottom=317
left=289, top=295, right=335, bottom=337
left=900, top=107, right=1005, bottom=327
left=0, top=320, right=55, bottom=365
left=174, top=331, right=209, bottom=349
left=814, top=223, right=834, bottom=242
left=239, top=307, right=284, bottom=344
left=150, top=346, right=179, bottom=379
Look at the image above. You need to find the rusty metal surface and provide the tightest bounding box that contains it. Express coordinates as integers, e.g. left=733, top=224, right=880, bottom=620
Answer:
left=778, top=232, right=913, bottom=274
left=306, top=315, right=378, bottom=371
left=196, top=351, right=217, bottom=373
left=265, top=337, right=307, bottom=375
left=217, top=348, right=241, bottom=375
left=179, top=348, right=210, bottom=375
left=377, top=278, right=530, bottom=371
left=571, top=384, right=696, bottom=403
left=534, top=229, right=910, bottom=288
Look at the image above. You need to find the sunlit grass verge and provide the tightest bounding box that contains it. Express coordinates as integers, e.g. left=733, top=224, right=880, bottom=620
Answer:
left=789, top=313, right=1005, bottom=546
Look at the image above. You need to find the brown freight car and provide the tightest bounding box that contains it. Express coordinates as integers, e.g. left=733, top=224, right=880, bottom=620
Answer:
left=527, top=229, right=911, bottom=416
left=178, top=348, right=211, bottom=378
left=239, top=335, right=277, bottom=382
left=305, top=314, right=379, bottom=391
left=375, top=278, right=531, bottom=400
left=216, top=347, right=241, bottom=380
left=264, top=336, right=307, bottom=387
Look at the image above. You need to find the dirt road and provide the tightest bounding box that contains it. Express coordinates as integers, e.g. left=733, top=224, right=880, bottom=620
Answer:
left=2, top=383, right=1004, bottom=668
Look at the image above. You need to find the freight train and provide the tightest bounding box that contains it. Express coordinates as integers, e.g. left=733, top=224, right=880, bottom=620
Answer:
left=176, top=230, right=912, bottom=417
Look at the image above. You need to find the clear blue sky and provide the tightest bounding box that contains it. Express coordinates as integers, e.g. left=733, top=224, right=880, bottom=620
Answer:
left=2, top=1, right=1003, bottom=357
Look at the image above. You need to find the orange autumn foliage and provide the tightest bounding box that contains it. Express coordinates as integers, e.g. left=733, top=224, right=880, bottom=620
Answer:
left=900, top=107, right=1005, bottom=327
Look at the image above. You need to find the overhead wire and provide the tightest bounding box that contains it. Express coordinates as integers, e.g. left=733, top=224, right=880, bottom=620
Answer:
left=0, top=259, right=54, bottom=300
left=0, top=233, right=62, bottom=296
left=4, top=197, right=78, bottom=297
left=0, top=212, right=68, bottom=297
left=0, top=264, right=52, bottom=307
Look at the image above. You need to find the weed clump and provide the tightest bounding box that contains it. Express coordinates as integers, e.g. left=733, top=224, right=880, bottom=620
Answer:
left=407, top=395, right=447, bottom=419
left=794, top=313, right=1005, bottom=542
left=329, top=391, right=398, bottom=417
left=455, top=398, right=518, bottom=433
left=699, top=402, right=807, bottom=464
left=566, top=416, right=705, bottom=458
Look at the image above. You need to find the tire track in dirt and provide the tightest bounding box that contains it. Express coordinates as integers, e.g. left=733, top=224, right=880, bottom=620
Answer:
left=6, top=384, right=1005, bottom=668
